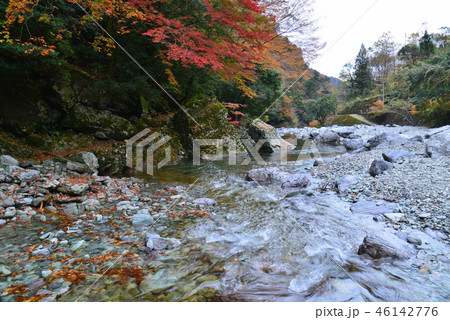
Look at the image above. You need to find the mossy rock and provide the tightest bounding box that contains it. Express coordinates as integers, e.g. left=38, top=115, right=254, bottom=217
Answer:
left=329, top=115, right=369, bottom=126
left=61, top=104, right=136, bottom=140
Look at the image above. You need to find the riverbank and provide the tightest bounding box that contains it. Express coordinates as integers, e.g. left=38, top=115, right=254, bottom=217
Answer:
left=0, top=155, right=216, bottom=301
left=287, top=124, right=450, bottom=242
left=278, top=124, right=449, bottom=240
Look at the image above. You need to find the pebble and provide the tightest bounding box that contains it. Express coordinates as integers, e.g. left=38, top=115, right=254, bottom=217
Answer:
left=418, top=265, right=431, bottom=274
left=41, top=270, right=53, bottom=278
left=32, top=248, right=51, bottom=256
left=0, top=265, right=12, bottom=276
left=407, top=235, right=422, bottom=246
left=70, top=240, right=86, bottom=251
left=3, top=207, right=16, bottom=218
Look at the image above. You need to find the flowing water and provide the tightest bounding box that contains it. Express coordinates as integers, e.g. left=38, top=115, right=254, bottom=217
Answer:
left=136, top=140, right=450, bottom=302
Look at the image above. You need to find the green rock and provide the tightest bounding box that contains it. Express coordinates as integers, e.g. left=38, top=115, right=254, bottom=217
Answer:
left=140, top=278, right=176, bottom=294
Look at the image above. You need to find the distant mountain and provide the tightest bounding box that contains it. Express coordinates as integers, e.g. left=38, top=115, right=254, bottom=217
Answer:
left=327, top=76, right=342, bottom=88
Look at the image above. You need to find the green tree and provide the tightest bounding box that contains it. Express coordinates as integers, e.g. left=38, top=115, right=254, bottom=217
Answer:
left=405, top=46, right=449, bottom=125
left=301, top=95, right=337, bottom=124
left=398, top=43, right=420, bottom=65
left=419, top=30, right=436, bottom=58
left=351, top=44, right=373, bottom=97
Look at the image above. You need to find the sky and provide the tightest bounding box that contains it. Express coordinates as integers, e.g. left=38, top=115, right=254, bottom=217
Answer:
left=309, top=0, right=449, bottom=78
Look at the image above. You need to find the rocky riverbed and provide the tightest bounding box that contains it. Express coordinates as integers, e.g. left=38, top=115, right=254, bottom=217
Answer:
left=0, top=123, right=449, bottom=302
left=278, top=124, right=450, bottom=241
left=0, top=154, right=216, bottom=301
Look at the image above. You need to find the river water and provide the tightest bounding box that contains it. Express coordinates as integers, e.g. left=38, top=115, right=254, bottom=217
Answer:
left=134, top=139, right=450, bottom=302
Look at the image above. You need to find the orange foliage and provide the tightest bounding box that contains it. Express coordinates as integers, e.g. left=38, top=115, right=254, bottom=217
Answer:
left=309, top=120, right=320, bottom=128
left=50, top=269, right=87, bottom=284
left=369, top=100, right=384, bottom=115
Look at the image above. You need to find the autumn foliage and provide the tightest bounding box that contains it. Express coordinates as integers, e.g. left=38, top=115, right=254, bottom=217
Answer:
left=4, top=0, right=274, bottom=87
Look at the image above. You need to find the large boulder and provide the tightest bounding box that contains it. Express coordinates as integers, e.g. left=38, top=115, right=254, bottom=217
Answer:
left=425, top=128, right=450, bottom=158
left=336, top=175, right=359, bottom=193
left=425, top=125, right=450, bottom=139
left=382, top=150, right=412, bottom=162
left=247, top=119, right=294, bottom=154
left=62, top=104, right=136, bottom=140
left=18, top=169, right=40, bottom=182
left=358, top=234, right=412, bottom=260
left=281, top=174, right=310, bottom=189
left=0, top=155, right=19, bottom=167
left=366, top=132, right=408, bottom=150
left=344, top=139, right=364, bottom=151
left=56, top=178, right=90, bottom=196
left=369, top=159, right=393, bottom=176
left=331, top=127, right=354, bottom=138
left=314, top=129, right=340, bottom=145
left=245, top=167, right=289, bottom=182
left=69, top=152, right=99, bottom=174
left=66, top=161, right=91, bottom=173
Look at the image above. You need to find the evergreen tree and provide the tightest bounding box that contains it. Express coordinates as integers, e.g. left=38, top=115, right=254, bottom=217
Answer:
left=419, top=30, right=436, bottom=58
left=351, top=44, right=373, bottom=97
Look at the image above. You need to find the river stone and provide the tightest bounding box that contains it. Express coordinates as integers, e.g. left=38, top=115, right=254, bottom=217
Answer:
left=193, top=198, right=218, bottom=206
left=41, top=270, right=53, bottom=278
left=358, top=233, right=412, bottom=260
left=245, top=167, right=289, bottom=182
left=82, top=199, right=102, bottom=211
left=409, top=135, right=424, bottom=142
left=80, top=152, right=99, bottom=174
left=71, top=240, right=86, bottom=251
left=407, top=235, right=422, bottom=246
left=382, top=150, right=412, bottom=163
left=15, top=197, right=32, bottom=206
left=350, top=200, right=397, bottom=216
left=424, top=228, right=447, bottom=241
left=56, top=179, right=90, bottom=196
left=315, top=130, right=340, bottom=145
left=18, top=169, right=40, bottom=182
left=366, top=132, right=408, bottom=150
left=66, top=161, right=91, bottom=174
left=0, top=219, right=6, bottom=226
left=331, top=127, right=354, bottom=138
left=0, top=155, right=19, bottom=167
left=247, top=119, right=295, bottom=154
left=0, top=265, right=12, bottom=276
left=418, top=266, right=431, bottom=274
left=63, top=203, right=79, bottom=214
left=3, top=207, right=16, bottom=218
left=336, top=175, right=358, bottom=193
left=32, top=248, right=51, bottom=256
left=369, top=159, right=393, bottom=177
left=327, top=279, right=363, bottom=302
left=281, top=174, right=310, bottom=189
left=383, top=212, right=403, bottom=223
left=0, top=196, right=15, bottom=208
left=425, top=125, right=450, bottom=138
left=313, top=157, right=334, bottom=166
left=132, top=212, right=154, bottom=226
left=425, top=128, right=450, bottom=157
left=140, top=278, right=176, bottom=294
left=344, top=139, right=364, bottom=151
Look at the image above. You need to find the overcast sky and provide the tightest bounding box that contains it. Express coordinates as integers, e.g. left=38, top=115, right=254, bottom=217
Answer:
left=309, top=0, right=449, bottom=78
